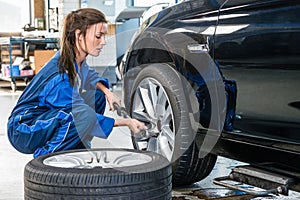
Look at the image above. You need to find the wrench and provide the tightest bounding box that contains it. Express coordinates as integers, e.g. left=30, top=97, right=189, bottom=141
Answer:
left=113, top=103, right=156, bottom=139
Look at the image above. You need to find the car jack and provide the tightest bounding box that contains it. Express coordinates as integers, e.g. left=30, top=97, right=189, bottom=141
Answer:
left=213, top=165, right=300, bottom=197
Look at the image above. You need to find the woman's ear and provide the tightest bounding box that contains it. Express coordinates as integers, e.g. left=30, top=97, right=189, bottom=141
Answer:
left=75, top=29, right=82, bottom=40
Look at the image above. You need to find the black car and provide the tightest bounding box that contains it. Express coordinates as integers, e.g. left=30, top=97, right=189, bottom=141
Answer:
left=118, top=0, right=300, bottom=187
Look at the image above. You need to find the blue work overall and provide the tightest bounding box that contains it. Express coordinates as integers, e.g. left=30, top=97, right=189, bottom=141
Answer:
left=7, top=51, right=114, bottom=157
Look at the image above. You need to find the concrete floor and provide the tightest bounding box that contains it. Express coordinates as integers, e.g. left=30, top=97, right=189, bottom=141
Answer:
left=1, top=80, right=300, bottom=200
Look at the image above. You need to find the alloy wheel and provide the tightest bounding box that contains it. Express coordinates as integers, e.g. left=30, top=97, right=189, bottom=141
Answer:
left=131, top=77, right=175, bottom=161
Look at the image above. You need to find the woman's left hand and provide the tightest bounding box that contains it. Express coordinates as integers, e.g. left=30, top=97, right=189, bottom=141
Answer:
left=105, top=89, right=121, bottom=111
left=97, top=82, right=121, bottom=111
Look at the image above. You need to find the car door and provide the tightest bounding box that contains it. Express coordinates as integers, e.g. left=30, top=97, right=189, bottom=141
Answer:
left=214, top=0, right=300, bottom=145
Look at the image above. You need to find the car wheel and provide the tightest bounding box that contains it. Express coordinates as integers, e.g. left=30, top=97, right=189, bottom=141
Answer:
left=24, top=148, right=172, bottom=200
left=128, top=63, right=217, bottom=186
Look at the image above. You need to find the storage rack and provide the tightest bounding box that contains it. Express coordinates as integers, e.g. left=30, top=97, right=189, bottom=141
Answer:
left=0, top=37, right=58, bottom=92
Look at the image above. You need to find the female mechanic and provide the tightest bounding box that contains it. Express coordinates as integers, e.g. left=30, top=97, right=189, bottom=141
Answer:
left=7, top=8, right=146, bottom=158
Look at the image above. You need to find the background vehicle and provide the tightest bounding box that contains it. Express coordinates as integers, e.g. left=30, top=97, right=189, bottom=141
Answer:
left=118, top=0, right=300, bottom=186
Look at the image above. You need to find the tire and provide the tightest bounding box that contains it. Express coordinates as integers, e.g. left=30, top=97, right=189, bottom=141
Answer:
left=24, top=148, right=172, bottom=200
left=127, top=63, right=217, bottom=186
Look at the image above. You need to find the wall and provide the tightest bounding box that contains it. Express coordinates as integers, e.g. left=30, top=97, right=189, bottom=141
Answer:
left=34, top=0, right=46, bottom=30
left=34, top=0, right=45, bottom=19
left=0, top=0, right=30, bottom=32
left=58, top=0, right=79, bottom=28
left=79, top=0, right=127, bottom=24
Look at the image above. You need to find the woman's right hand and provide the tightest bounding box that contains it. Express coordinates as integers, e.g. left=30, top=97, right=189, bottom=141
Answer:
left=114, top=118, right=148, bottom=134
left=127, top=118, right=148, bottom=134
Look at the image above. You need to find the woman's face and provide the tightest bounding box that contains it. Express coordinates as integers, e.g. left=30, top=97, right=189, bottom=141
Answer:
left=78, top=22, right=108, bottom=57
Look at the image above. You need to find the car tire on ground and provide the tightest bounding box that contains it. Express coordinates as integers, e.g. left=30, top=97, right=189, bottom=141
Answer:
left=128, top=63, right=217, bottom=186
left=24, top=148, right=172, bottom=200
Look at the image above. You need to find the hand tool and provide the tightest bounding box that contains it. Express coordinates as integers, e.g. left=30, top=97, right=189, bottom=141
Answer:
left=113, top=103, right=157, bottom=139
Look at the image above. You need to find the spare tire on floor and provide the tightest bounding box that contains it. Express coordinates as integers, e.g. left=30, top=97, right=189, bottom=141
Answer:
left=24, top=148, right=172, bottom=200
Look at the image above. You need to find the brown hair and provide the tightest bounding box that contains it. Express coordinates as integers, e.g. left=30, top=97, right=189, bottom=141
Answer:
left=59, top=8, right=107, bottom=86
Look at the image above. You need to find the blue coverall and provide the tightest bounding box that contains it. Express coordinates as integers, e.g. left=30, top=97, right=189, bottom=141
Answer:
left=7, top=51, right=115, bottom=157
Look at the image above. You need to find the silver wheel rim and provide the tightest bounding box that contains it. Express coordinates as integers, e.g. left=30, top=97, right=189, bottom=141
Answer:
left=43, top=150, right=152, bottom=168
left=132, top=78, right=175, bottom=161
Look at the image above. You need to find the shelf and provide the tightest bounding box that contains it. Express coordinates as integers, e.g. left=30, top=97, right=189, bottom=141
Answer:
left=0, top=36, right=58, bottom=92
left=0, top=43, right=23, bottom=64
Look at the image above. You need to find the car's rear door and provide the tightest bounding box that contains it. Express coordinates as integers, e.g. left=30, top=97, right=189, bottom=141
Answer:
left=214, top=0, right=300, bottom=145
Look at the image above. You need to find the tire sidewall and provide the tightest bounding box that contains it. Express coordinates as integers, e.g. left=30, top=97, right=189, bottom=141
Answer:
left=24, top=148, right=172, bottom=199
left=129, top=63, right=197, bottom=164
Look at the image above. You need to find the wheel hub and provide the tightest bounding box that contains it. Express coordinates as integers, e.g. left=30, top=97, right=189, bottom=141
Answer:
left=132, top=77, right=175, bottom=161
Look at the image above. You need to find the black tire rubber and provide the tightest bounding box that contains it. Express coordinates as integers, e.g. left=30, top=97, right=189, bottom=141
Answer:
left=24, top=148, right=172, bottom=200
left=128, top=63, right=217, bottom=186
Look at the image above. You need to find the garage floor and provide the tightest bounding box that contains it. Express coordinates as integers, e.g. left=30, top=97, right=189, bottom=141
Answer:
left=1, top=80, right=300, bottom=200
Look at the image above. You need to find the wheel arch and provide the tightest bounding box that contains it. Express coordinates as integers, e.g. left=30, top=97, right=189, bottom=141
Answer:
left=123, top=29, right=220, bottom=89
left=123, top=30, right=225, bottom=127
left=126, top=37, right=175, bottom=72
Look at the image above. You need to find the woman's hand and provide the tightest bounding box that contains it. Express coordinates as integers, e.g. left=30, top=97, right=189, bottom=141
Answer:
left=127, top=118, right=148, bottom=134
left=114, top=118, right=148, bottom=134
left=105, top=89, right=121, bottom=111
left=97, top=82, right=121, bottom=111
left=96, top=82, right=147, bottom=134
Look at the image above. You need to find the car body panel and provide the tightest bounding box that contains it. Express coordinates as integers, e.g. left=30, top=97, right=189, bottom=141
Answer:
left=215, top=0, right=300, bottom=143
left=120, top=0, right=300, bottom=177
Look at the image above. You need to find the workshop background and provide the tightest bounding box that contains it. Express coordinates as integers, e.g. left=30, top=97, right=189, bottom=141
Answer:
left=1, top=0, right=300, bottom=200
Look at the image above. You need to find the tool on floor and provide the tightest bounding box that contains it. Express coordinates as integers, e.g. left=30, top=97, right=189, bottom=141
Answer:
left=213, top=165, right=299, bottom=196
left=113, top=103, right=157, bottom=139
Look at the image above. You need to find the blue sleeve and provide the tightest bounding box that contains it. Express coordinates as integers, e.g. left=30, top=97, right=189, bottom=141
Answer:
left=83, top=67, right=110, bottom=89
left=39, top=73, right=115, bottom=138
left=39, top=74, right=82, bottom=108
left=90, top=114, right=115, bottom=138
